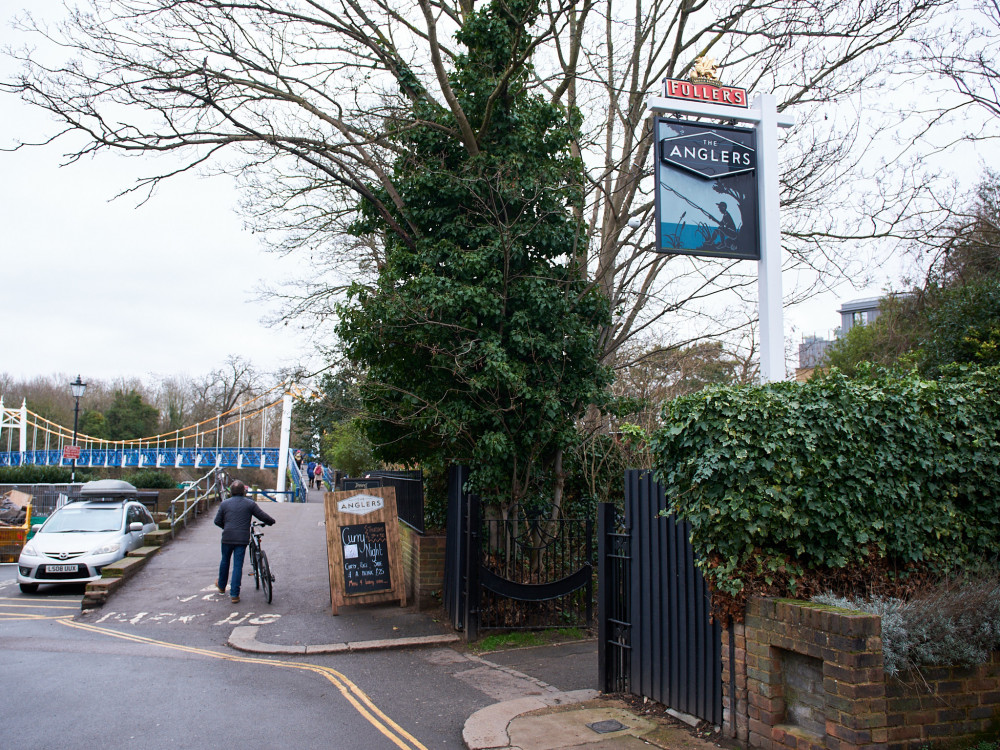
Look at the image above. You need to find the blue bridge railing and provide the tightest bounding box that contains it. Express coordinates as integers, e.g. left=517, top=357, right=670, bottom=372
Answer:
left=0, top=448, right=280, bottom=469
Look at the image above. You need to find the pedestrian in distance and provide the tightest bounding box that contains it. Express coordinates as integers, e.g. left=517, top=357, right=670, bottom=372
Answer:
left=313, top=462, right=325, bottom=491
left=214, top=480, right=275, bottom=603
left=306, top=459, right=316, bottom=488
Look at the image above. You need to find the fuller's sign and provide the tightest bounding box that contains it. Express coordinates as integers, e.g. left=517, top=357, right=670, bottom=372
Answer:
left=662, top=77, right=749, bottom=109
left=653, top=117, right=760, bottom=260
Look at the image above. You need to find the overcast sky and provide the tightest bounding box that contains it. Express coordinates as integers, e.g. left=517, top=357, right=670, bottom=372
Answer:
left=0, top=1, right=985, bottom=388
left=0, top=1, right=320, bottom=385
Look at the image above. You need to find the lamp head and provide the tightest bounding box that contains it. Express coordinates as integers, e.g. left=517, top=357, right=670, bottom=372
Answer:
left=71, top=375, right=87, bottom=399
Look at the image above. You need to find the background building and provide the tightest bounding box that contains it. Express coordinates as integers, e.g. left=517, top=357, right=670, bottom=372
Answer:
left=795, top=296, right=885, bottom=380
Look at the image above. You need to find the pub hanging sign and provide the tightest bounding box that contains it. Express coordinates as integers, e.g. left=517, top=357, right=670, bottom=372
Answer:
left=653, top=117, right=760, bottom=261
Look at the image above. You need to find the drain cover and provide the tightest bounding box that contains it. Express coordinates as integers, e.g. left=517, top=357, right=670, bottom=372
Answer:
left=587, top=719, right=628, bottom=734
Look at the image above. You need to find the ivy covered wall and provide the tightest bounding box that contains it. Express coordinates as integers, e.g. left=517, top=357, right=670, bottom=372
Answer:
left=648, top=367, right=1000, bottom=615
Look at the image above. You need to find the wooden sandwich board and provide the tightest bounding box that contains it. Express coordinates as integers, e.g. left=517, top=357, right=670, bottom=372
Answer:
left=324, top=486, right=406, bottom=615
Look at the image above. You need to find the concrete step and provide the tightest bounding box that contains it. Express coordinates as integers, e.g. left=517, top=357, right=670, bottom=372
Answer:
left=101, top=554, right=148, bottom=580
left=143, top=529, right=173, bottom=546
left=127, top=545, right=160, bottom=559
left=83, top=576, right=124, bottom=608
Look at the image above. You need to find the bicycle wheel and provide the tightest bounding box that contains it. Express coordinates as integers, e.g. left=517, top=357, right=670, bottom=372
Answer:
left=248, top=541, right=260, bottom=590
left=258, top=549, right=273, bottom=604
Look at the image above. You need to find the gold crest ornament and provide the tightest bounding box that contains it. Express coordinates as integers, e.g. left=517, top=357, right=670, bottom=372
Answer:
left=689, top=56, right=720, bottom=85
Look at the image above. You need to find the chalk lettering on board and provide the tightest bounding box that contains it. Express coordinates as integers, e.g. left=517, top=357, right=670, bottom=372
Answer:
left=339, top=522, right=392, bottom=594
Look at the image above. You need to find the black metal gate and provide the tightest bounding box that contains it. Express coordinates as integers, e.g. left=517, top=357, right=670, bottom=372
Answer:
left=443, top=465, right=593, bottom=641
left=598, top=470, right=722, bottom=725
left=597, top=502, right=630, bottom=694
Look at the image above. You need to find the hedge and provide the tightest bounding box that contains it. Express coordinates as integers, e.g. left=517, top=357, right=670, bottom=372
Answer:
left=648, top=366, right=1000, bottom=600
left=0, top=465, right=93, bottom=484
left=119, top=469, right=178, bottom=489
left=0, top=466, right=175, bottom=488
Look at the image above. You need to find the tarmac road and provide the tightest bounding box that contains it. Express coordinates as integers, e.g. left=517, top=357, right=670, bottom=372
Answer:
left=1, top=496, right=599, bottom=749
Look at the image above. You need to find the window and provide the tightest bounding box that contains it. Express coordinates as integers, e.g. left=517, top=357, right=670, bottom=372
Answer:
left=41, top=505, right=123, bottom=533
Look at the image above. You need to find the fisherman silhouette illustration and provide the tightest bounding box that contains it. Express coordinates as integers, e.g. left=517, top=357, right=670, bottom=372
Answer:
left=709, top=201, right=739, bottom=251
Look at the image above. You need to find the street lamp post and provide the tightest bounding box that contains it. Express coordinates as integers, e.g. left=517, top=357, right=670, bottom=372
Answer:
left=70, top=375, right=87, bottom=483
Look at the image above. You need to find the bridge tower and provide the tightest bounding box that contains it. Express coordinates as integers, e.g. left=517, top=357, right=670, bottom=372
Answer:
left=0, top=398, right=27, bottom=464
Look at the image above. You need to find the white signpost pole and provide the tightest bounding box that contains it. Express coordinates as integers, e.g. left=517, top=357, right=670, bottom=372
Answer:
left=275, top=390, right=293, bottom=499
left=646, top=91, right=794, bottom=383
left=754, top=94, right=786, bottom=383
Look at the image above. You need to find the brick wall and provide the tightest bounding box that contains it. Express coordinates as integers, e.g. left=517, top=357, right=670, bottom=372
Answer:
left=729, top=598, right=1000, bottom=750
left=148, top=488, right=183, bottom=513
left=885, top=654, right=1000, bottom=749
left=398, top=523, right=446, bottom=611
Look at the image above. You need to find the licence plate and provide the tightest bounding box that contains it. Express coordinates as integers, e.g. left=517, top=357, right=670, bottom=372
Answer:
left=46, top=564, right=79, bottom=573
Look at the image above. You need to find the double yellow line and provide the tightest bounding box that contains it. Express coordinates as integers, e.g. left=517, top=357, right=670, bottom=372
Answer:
left=0, top=597, right=78, bottom=621
left=60, top=619, right=428, bottom=750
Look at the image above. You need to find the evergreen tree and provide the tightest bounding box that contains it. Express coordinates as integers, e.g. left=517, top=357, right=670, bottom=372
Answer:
left=336, top=0, right=610, bottom=513
left=105, top=390, right=160, bottom=441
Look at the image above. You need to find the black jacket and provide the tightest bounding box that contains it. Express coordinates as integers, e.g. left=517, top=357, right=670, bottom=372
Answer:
left=214, top=496, right=275, bottom=545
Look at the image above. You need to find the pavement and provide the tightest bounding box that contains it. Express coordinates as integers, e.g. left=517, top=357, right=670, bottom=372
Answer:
left=92, top=487, right=723, bottom=750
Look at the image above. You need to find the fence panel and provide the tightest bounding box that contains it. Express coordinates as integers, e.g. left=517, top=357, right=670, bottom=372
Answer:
left=619, top=470, right=722, bottom=725
left=0, top=484, right=81, bottom=516
left=444, top=466, right=594, bottom=638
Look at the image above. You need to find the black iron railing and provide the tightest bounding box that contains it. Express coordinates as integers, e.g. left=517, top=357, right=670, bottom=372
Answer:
left=476, top=514, right=593, bottom=631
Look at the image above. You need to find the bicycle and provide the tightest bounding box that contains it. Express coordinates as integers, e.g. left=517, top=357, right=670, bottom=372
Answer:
left=247, top=520, right=274, bottom=603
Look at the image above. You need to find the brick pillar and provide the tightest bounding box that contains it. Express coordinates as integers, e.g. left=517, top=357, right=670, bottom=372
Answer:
left=745, top=598, right=887, bottom=750
left=397, top=522, right=447, bottom=611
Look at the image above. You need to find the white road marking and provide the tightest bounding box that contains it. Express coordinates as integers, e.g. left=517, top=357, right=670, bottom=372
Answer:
left=248, top=614, right=280, bottom=625
left=214, top=611, right=256, bottom=626
left=90, top=585, right=283, bottom=627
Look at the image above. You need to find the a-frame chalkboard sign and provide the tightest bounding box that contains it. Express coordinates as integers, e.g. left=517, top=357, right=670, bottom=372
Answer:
left=324, top=486, right=406, bottom=615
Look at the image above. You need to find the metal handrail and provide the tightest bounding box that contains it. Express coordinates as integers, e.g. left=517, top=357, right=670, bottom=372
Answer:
left=287, top=450, right=308, bottom=502
left=169, top=467, right=227, bottom=532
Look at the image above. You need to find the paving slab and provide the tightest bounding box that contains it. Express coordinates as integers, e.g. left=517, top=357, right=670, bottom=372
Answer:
left=507, top=706, right=655, bottom=750
left=465, top=695, right=726, bottom=750
left=80, top=500, right=457, bottom=649
left=228, top=624, right=459, bottom=654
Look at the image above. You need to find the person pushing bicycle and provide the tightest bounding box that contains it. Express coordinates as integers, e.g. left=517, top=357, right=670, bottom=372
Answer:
left=214, top=480, right=275, bottom=603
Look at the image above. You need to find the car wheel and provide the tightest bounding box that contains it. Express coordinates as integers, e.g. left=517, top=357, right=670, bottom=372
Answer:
left=19, top=583, right=38, bottom=594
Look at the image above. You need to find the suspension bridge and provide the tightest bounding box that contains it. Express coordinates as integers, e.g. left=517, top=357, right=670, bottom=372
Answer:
left=0, top=384, right=305, bottom=497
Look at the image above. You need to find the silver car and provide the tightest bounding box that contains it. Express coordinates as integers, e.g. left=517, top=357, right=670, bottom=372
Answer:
left=17, top=479, right=157, bottom=594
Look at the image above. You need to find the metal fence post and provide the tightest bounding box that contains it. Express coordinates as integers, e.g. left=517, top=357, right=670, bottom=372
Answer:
left=443, top=465, right=469, bottom=630
left=585, top=516, right=594, bottom=628
left=597, top=502, right=611, bottom=692
left=464, top=488, right=481, bottom=643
